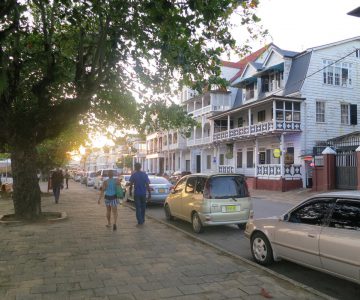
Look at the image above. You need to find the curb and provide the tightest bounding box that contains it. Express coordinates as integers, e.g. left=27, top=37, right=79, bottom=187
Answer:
left=123, top=202, right=335, bottom=300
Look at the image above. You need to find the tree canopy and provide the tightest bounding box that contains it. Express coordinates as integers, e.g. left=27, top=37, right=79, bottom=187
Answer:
left=0, top=0, right=263, bottom=218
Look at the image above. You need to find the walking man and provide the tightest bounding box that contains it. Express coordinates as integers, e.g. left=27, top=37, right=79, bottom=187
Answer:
left=129, top=163, right=151, bottom=225
left=51, top=168, right=64, bottom=204
left=65, top=169, right=70, bottom=189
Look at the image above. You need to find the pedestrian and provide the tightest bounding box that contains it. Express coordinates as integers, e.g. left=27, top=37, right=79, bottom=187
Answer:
left=98, top=170, right=119, bottom=231
left=129, top=163, right=151, bottom=226
left=65, top=169, right=70, bottom=189
left=51, top=168, right=64, bottom=204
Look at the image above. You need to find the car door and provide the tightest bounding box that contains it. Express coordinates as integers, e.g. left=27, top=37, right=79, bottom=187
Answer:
left=273, top=198, right=334, bottom=269
left=319, top=199, right=360, bottom=283
left=168, top=177, right=187, bottom=219
left=181, top=176, right=198, bottom=220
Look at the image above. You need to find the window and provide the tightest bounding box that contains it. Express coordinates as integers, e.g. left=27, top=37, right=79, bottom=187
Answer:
left=259, top=151, right=266, bottom=165
left=247, top=149, right=254, bottom=168
left=341, top=104, right=350, bottom=125
left=173, top=132, right=178, bottom=144
left=209, top=175, right=249, bottom=199
left=323, top=60, right=352, bottom=87
left=288, top=198, right=334, bottom=225
left=185, top=176, right=197, bottom=193
left=261, top=71, right=283, bottom=93
left=276, top=100, right=301, bottom=123
left=316, top=101, right=325, bottom=123
left=219, top=154, right=224, bottom=165
left=257, top=110, right=266, bottom=122
left=329, top=200, right=360, bottom=231
left=236, top=151, right=243, bottom=168
left=195, top=177, right=207, bottom=194
left=237, top=117, right=244, bottom=128
left=245, top=82, right=256, bottom=100
left=174, top=177, right=186, bottom=193
left=285, top=147, right=294, bottom=164
left=206, top=155, right=211, bottom=169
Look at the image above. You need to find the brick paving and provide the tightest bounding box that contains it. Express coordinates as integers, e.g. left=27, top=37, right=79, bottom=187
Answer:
left=0, top=182, right=328, bottom=299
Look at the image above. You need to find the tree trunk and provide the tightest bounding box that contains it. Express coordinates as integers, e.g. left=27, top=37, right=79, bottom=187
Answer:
left=11, top=144, right=41, bottom=219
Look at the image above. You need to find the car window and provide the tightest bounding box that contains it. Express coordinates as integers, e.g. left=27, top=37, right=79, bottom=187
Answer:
left=195, top=177, right=207, bottom=194
left=185, top=176, right=197, bottom=194
left=174, top=177, right=186, bottom=193
left=288, top=198, right=334, bottom=226
left=328, top=199, right=360, bottom=231
left=208, top=176, right=248, bottom=199
left=150, top=177, right=170, bottom=184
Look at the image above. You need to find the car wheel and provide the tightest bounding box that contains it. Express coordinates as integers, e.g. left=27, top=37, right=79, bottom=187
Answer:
left=192, top=212, right=203, bottom=234
left=237, top=223, right=246, bottom=230
left=251, top=232, right=274, bottom=265
left=164, top=204, right=174, bottom=221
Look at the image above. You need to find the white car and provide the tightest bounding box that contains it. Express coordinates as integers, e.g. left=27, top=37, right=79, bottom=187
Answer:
left=245, top=191, right=360, bottom=284
left=85, top=171, right=97, bottom=187
left=94, top=169, right=119, bottom=189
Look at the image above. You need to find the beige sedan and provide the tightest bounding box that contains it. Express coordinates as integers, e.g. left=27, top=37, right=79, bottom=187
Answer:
left=245, top=191, right=360, bottom=284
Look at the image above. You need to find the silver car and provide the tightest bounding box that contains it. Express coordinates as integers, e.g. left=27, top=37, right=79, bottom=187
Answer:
left=164, top=174, right=253, bottom=233
left=245, top=191, right=360, bottom=284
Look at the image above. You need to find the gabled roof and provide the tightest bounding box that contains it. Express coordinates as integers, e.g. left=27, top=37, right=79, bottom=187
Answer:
left=228, top=45, right=269, bottom=83
left=306, top=36, right=360, bottom=52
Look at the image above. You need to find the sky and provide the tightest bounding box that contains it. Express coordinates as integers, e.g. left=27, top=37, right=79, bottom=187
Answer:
left=232, top=0, right=360, bottom=55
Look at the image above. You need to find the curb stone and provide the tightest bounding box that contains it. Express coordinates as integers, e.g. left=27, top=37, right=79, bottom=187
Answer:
left=124, top=202, right=335, bottom=300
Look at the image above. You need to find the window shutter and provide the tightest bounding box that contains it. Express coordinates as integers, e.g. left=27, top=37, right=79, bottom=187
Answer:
left=350, top=104, right=357, bottom=125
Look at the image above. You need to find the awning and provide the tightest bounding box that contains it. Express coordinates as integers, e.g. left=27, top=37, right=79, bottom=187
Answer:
left=232, top=76, right=257, bottom=88
left=255, top=63, right=284, bottom=76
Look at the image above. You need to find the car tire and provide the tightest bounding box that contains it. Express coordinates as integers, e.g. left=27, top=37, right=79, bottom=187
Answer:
left=251, top=232, right=274, bottom=265
left=192, top=212, right=204, bottom=234
left=237, top=223, right=246, bottom=230
left=164, top=204, right=174, bottom=221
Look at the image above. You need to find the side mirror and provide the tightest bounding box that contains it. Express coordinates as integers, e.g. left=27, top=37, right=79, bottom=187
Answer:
left=281, top=213, right=289, bottom=222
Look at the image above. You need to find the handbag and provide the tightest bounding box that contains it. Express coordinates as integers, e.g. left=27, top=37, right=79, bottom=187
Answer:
left=116, top=186, right=124, bottom=199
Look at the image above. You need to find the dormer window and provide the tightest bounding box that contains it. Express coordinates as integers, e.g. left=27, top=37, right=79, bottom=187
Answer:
left=261, top=71, right=283, bottom=93
left=245, top=82, right=257, bottom=100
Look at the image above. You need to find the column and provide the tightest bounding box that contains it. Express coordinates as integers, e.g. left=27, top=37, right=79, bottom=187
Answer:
left=322, top=147, right=336, bottom=191
left=227, top=115, right=230, bottom=132
left=280, top=133, right=285, bottom=178
left=254, top=138, right=259, bottom=178
left=179, top=150, right=183, bottom=171
left=248, top=108, right=252, bottom=126
left=273, top=100, right=276, bottom=129
left=357, top=146, right=360, bottom=190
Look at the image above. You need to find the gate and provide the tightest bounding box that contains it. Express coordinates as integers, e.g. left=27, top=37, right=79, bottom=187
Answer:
left=335, top=151, right=357, bottom=189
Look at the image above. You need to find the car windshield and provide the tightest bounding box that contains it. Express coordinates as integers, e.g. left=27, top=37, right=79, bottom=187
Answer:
left=103, top=170, right=118, bottom=177
left=150, top=177, right=170, bottom=184
left=209, top=176, right=248, bottom=199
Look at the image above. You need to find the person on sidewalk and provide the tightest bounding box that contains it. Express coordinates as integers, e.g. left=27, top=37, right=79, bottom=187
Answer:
left=98, top=170, right=119, bottom=231
left=64, top=169, right=70, bottom=189
left=129, top=163, right=151, bottom=225
left=51, top=168, right=64, bottom=204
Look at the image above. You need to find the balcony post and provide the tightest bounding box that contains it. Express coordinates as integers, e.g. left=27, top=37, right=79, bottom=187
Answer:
left=227, top=115, right=230, bottom=136
left=273, top=100, right=276, bottom=129
left=280, top=132, right=285, bottom=180
left=248, top=108, right=252, bottom=125
left=254, top=138, right=259, bottom=178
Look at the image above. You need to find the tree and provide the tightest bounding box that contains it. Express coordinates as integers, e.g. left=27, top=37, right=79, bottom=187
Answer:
left=0, top=0, right=263, bottom=219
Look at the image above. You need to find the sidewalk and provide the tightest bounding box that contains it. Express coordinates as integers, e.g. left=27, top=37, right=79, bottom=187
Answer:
left=0, top=183, right=327, bottom=299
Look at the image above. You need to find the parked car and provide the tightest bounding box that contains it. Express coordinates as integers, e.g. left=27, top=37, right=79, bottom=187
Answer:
left=74, top=172, right=83, bottom=182
left=245, top=191, right=360, bottom=285
left=120, top=174, right=131, bottom=189
left=80, top=173, right=87, bottom=184
left=94, top=169, right=119, bottom=189
left=164, top=173, right=253, bottom=233
left=126, top=175, right=173, bottom=204
left=86, top=171, right=97, bottom=187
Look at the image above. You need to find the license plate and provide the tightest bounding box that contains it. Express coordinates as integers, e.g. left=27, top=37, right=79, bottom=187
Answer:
left=158, top=188, right=165, bottom=193
left=222, top=205, right=239, bottom=213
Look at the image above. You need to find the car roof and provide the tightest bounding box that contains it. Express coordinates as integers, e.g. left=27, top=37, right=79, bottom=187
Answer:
left=309, top=191, right=360, bottom=200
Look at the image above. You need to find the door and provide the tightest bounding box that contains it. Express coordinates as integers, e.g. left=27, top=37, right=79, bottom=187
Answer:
left=196, top=155, right=201, bottom=173
left=168, top=177, right=187, bottom=219
left=320, top=199, right=360, bottom=282
left=182, top=176, right=198, bottom=220
left=336, top=151, right=357, bottom=189
left=274, top=198, right=334, bottom=268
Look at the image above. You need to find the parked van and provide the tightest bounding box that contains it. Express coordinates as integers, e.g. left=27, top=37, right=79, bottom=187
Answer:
left=94, top=169, right=119, bottom=189
left=164, top=173, right=253, bottom=233
left=85, top=171, right=97, bottom=187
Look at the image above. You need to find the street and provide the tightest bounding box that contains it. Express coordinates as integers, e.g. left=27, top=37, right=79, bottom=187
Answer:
left=118, top=189, right=360, bottom=300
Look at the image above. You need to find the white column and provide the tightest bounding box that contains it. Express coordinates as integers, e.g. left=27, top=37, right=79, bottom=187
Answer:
left=227, top=115, right=230, bottom=131
left=200, top=149, right=203, bottom=173
left=272, top=100, right=276, bottom=129
left=210, top=119, right=214, bottom=142
left=248, top=108, right=252, bottom=125
left=280, top=133, right=285, bottom=177
left=180, top=150, right=183, bottom=171
left=254, top=138, right=259, bottom=178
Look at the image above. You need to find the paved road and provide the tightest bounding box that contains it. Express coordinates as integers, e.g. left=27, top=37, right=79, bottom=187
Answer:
left=122, top=194, right=360, bottom=300
left=0, top=181, right=326, bottom=300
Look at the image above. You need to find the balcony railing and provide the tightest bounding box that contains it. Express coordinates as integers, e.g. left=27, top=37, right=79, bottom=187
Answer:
left=256, top=164, right=302, bottom=179
left=219, top=165, right=234, bottom=173
left=190, top=104, right=231, bottom=117
left=187, top=136, right=211, bottom=147
left=213, top=121, right=301, bottom=142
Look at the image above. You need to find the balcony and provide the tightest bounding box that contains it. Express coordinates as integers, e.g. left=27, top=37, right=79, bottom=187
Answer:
left=187, top=136, right=211, bottom=147
left=213, top=120, right=301, bottom=142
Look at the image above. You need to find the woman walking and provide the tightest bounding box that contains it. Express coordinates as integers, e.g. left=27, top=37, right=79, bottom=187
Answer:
left=98, top=170, right=119, bottom=230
